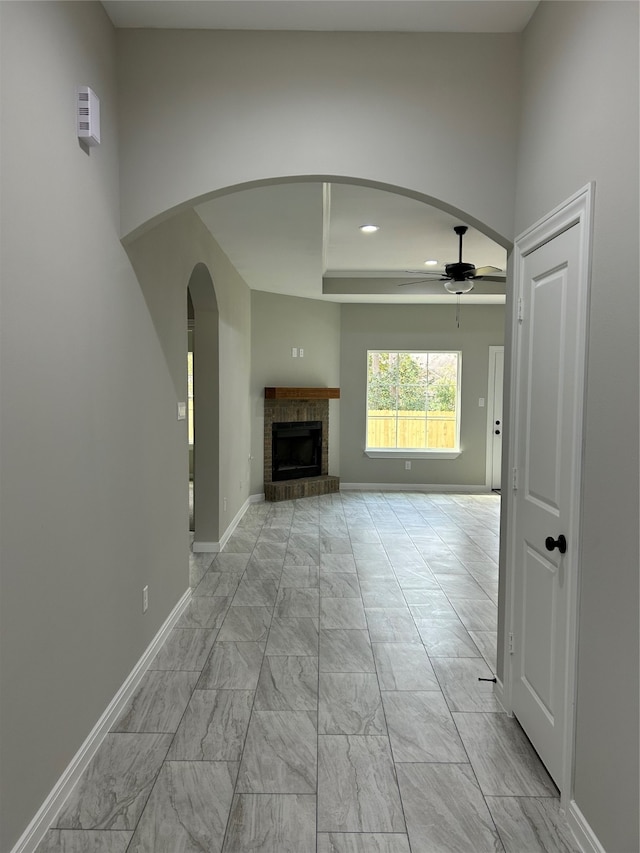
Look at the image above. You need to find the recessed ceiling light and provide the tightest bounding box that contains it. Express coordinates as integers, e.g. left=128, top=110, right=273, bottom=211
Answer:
left=424, top=259, right=438, bottom=266
left=359, top=224, right=379, bottom=233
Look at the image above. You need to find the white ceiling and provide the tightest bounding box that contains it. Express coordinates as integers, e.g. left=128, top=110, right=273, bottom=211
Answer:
left=195, top=182, right=507, bottom=304
left=104, top=0, right=520, bottom=304
left=102, top=1, right=539, bottom=34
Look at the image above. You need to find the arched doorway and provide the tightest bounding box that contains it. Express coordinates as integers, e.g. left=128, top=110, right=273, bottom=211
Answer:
left=187, top=262, right=220, bottom=556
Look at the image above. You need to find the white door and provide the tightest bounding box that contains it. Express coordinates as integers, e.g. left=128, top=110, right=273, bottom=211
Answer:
left=488, top=347, right=504, bottom=490
left=510, top=195, right=590, bottom=792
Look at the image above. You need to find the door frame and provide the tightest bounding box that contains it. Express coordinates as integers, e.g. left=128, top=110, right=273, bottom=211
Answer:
left=485, top=345, right=504, bottom=490
left=502, top=183, right=594, bottom=805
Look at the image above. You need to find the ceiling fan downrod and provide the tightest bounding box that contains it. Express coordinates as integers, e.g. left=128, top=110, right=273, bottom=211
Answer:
left=454, top=224, right=468, bottom=264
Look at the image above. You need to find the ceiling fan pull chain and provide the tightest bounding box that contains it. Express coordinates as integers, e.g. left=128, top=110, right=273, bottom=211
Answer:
left=456, top=295, right=461, bottom=329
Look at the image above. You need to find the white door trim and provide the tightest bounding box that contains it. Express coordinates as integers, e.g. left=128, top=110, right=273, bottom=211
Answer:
left=503, top=183, right=594, bottom=805
left=485, top=345, right=504, bottom=490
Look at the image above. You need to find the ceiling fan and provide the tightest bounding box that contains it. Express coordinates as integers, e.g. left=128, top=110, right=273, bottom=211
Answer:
left=400, top=225, right=503, bottom=294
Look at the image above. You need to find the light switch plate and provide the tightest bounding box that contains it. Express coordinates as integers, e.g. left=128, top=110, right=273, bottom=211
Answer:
left=177, top=402, right=187, bottom=420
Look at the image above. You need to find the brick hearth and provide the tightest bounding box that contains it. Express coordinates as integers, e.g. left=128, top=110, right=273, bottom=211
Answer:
left=264, top=388, right=340, bottom=501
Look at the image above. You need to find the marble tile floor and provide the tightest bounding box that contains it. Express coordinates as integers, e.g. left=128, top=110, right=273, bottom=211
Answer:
left=36, top=491, right=581, bottom=853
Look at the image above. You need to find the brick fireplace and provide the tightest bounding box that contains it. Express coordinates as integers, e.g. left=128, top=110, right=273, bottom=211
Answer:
left=263, top=387, right=340, bottom=501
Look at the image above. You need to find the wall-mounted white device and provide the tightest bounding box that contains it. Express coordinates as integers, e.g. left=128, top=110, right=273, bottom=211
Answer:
left=77, top=86, right=100, bottom=146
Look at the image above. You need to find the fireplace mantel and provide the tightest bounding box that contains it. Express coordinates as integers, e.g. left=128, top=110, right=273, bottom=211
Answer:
left=265, top=387, right=340, bottom=400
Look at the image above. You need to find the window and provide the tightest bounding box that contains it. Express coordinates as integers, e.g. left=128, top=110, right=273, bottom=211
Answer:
left=366, top=351, right=461, bottom=456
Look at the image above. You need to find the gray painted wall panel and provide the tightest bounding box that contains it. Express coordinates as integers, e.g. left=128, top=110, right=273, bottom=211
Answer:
left=514, top=3, right=639, bottom=849
left=0, top=4, right=187, bottom=848
left=116, top=29, right=521, bottom=242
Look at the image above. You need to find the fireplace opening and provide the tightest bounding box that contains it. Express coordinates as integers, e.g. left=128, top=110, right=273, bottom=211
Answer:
left=272, top=421, right=322, bottom=482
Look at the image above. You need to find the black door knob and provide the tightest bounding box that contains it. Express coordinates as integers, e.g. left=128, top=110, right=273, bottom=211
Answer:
left=545, top=534, right=567, bottom=554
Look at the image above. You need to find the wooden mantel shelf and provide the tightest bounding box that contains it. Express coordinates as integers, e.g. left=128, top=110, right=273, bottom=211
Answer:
left=265, top=387, right=340, bottom=400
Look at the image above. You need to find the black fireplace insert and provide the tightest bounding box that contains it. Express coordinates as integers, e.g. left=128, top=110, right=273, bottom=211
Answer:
left=272, top=420, right=322, bottom=481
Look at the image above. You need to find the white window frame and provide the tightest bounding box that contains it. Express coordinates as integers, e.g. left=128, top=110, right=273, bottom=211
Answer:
left=365, top=349, right=462, bottom=459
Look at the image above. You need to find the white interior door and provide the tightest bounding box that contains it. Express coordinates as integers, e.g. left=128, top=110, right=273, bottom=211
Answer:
left=510, top=199, right=589, bottom=792
left=488, top=347, right=504, bottom=490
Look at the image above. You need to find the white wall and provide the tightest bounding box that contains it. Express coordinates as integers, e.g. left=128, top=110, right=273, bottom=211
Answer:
left=0, top=4, right=187, bottom=849
left=339, top=304, right=505, bottom=486
left=514, top=3, right=639, bottom=850
left=250, top=291, right=341, bottom=494
left=116, top=29, right=521, bottom=244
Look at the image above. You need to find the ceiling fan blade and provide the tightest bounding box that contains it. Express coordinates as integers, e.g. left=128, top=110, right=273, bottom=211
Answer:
left=472, top=265, right=502, bottom=277
left=398, top=278, right=447, bottom=287
left=403, top=270, right=446, bottom=278
left=472, top=275, right=506, bottom=283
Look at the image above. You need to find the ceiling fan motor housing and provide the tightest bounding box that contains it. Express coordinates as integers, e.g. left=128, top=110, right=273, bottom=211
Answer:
left=445, top=261, right=476, bottom=280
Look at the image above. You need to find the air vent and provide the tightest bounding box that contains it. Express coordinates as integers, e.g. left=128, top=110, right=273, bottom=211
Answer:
left=77, top=86, right=100, bottom=146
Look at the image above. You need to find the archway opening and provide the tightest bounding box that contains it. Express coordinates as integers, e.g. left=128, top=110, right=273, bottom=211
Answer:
left=187, top=262, right=220, bottom=562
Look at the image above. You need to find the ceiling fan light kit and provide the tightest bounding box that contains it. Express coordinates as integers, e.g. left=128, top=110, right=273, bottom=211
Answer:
left=444, top=279, right=474, bottom=295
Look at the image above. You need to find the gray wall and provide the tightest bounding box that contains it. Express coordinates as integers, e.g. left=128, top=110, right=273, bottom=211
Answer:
left=2, top=4, right=637, bottom=851
left=0, top=3, right=186, bottom=848
left=116, top=29, right=521, bottom=243
left=513, top=2, right=639, bottom=850
left=340, top=304, right=505, bottom=486
left=250, top=291, right=341, bottom=494
left=126, top=210, right=253, bottom=538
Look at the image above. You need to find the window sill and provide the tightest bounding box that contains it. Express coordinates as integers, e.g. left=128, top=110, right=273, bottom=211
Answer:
left=365, top=449, right=461, bottom=460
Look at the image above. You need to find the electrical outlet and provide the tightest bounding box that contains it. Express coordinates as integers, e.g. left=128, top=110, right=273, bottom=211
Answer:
left=405, top=461, right=411, bottom=470
left=299, top=347, right=304, bottom=358
left=143, top=585, right=149, bottom=613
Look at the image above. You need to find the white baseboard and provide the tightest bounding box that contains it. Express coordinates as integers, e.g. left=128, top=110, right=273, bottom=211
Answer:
left=192, top=495, right=262, bottom=553
left=340, top=482, right=491, bottom=493
left=219, top=496, right=251, bottom=550
left=192, top=540, right=220, bottom=553
left=10, top=588, right=193, bottom=853
left=567, top=801, right=606, bottom=853
left=493, top=676, right=507, bottom=713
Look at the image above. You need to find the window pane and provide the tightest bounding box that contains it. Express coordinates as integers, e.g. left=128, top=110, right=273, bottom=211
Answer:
left=427, top=417, right=457, bottom=449
left=427, top=352, right=458, bottom=412
left=398, top=384, right=427, bottom=411
left=367, top=416, right=397, bottom=448
left=398, top=418, right=426, bottom=448
left=368, top=385, right=397, bottom=411
left=368, top=351, right=398, bottom=381
left=368, top=351, right=398, bottom=411
left=402, top=351, right=429, bottom=373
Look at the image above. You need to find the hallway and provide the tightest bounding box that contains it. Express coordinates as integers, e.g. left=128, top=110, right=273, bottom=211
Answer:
left=36, top=492, right=579, bottom=852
